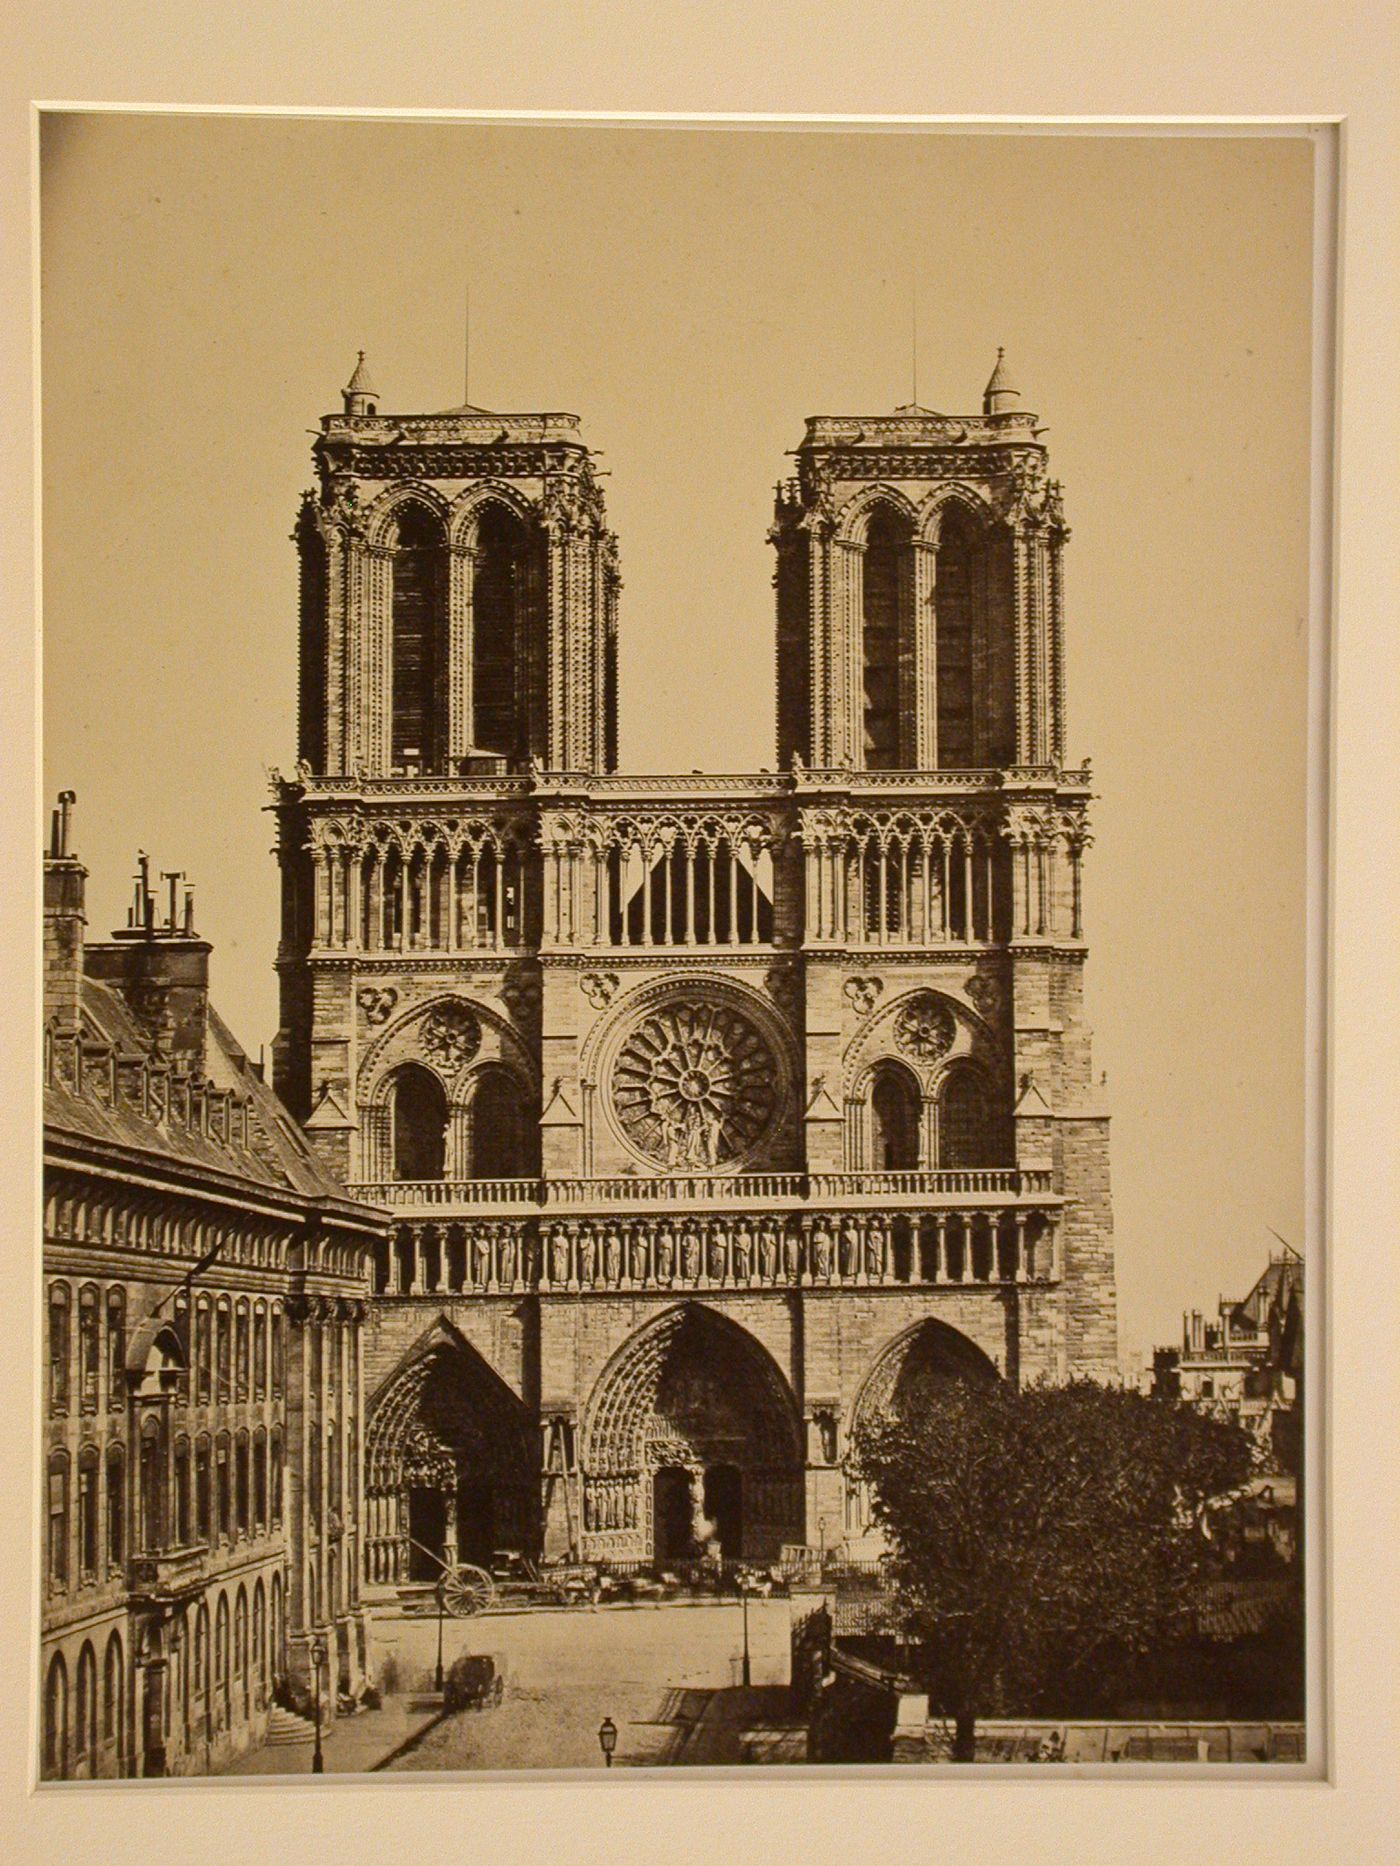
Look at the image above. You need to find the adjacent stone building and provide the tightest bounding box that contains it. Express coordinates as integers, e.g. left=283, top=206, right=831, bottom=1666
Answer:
left=41, top=797, right=386, bottom=1777
left=1153, top=1248, right=1304, bottom=1472
left=271, top=350, right=1117, bottom=1591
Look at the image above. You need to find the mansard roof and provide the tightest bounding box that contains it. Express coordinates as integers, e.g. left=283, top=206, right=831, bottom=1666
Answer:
left=45, top=977, right=379, bottom=1225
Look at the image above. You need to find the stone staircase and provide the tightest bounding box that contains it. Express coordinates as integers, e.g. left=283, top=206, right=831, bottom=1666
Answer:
left=264, top=1705, right=321, bottom=1748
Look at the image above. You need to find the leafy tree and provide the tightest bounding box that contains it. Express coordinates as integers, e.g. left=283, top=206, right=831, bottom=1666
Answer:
left=853, top=1377, right=1255, bottom=1760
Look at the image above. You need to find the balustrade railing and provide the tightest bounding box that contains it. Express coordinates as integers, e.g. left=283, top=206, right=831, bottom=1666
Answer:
left=353, top=1167, right=1050, bottom=1210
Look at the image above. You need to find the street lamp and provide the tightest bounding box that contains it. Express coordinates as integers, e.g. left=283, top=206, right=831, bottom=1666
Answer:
left=739, top=1575, right=752, bottom=1689
left=597, top=1716, right=617, bottom=1768
left=309, top=1634, right=327, bottom=1776
left=435, top=1577, right=447, bottom=1694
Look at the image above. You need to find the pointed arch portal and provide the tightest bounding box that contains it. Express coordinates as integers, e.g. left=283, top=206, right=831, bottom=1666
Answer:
left=581, top=1304, right=803, bottom=1564
left=364, top=1329, right=535, bottom=1587
left=846, top=1318, right=998, bottom=1542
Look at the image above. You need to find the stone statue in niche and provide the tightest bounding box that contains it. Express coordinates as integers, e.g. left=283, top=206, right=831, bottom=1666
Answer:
left=708, top=1224, right=728, bottom=1281
left=603, top=1227, right=622, bottom=1285
left=498, top=1230, right=518, bottom=1286
left=820, top=1413, right=838, bottom=1463
left=865, top=1219, right=887, bottom=1280
left=521, top=1231, right=539, bottom=1284
left=655, top=1225, right=676, bottom=1282
left=630, top=1228, right=649, bottom=1283
left=811, top=1220, right=834, bottom=1281
left=733, top=1222, right=753, bottom=1282
left=549, top=1225, right=570, bottom=1285
left=578, top=1225, right=597, bottom=1286
left=760, top=1223, right=779, bottom=1282
left=681, top=1225, right=701, bottom=1282
left=782, top=1225, right=801, bottom=1283
left=473, top=1229, right=492, bottom=1286
left=839, top=1218, right=861, bottom=1279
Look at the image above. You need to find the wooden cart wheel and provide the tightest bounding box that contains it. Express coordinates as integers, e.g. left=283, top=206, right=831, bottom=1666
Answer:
left=441, top=1564, right=495, bottom=1617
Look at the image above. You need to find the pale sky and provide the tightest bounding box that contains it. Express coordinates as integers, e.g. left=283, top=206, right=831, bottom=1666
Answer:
left=40, top=116, right=1315, bottom=1358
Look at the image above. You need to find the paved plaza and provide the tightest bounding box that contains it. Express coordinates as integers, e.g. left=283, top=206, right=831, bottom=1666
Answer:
left=383, top=1599, right=802, bottom=1773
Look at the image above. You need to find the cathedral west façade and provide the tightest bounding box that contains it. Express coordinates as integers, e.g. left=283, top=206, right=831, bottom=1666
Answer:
left=271, top=348, right=1117, bottom=1593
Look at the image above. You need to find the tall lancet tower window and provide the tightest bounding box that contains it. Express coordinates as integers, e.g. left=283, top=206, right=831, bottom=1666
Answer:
left=388, top=504, right=447, bottom=774
left=471, top=505, right=546, bottom=762
left=861, top=505, right=915, bottom=770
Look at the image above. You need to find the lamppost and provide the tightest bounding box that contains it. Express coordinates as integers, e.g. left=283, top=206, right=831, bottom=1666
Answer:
left=309, top=1635, right=327, bottom=1776
left=597, top=1716, right=617, bottom=1768
left=740, top=1575, right=752, bottom=1689
left=435, top=1576, right=447, bottom=1694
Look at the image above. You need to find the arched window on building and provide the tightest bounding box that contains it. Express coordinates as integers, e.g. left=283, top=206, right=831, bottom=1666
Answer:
left=235, top=1301, right=250, bottom=1398
left=173, top=1436, right=191, bottom=1547
left=253, top=1304, right=267, bottom=1401
left=74, top=1642, right=97, bottom=1776
left=468, top=1066, right=538, bottom=1179
left=327, top=1420, right=340, bottom=1516
left=235, top=1431, right=250, bottom=1535
left=234, top=1588, right=248, bottom=1721
left=47, top=1451, right=69, bottom=1591
left=270, top=1428, right=284, bottom=1526
left=49, top=1283, right=70, bottom=1414
left=215, top=1434, right=231, bottom=1542
left=43, top=1652, right=67, bottom=1780
left=106, top=1288, right=125, bottom=1413
left=194, top=1603, right=210, bottom=1737
left=270, top=1570, right=284, bottom=1686
left=195, top=1435, right=212, bottom=1545
left=389, top=504, right=447, bottom=775
left=390, top=1062, right=449, bottom=1181
left=105, top=1445, right=124, bottom=1572
left=78, top=1446, right=99, bottom=1581
left=139, top=1414, right=163, bottom=1554
left=78, top=1285, right=100, bottom=1412
left=215, top=1302, right=231, bottom=1402
left=252, top=1581, right=267, bottom=1707
left=937, top=1067, right=1001, bottom=1169
left=103, top=1631, right=124, bottom=1776
left=195, top=1297, right=212, bottom=1404
left=861, top=504, right=914, bottom=770
left=253, top=1427, right=267, bottom=1530
left=214, top=1595, right=230, bottom=1731
left=869, top=1061, right=922, bottom=1170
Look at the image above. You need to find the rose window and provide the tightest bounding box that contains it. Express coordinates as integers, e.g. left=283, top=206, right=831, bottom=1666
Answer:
left=419, top=1001, right=482, bottom=1075
left=611, top=999, right=778, bottom=1169
left=894, top=993, right=956, bottom=1063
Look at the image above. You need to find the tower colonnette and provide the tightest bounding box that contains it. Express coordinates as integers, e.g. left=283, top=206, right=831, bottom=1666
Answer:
left=273, top=352, right=1115, bottom=1585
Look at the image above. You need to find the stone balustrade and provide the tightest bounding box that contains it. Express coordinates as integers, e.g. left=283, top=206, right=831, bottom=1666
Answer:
left=353, top=1166, right=1050, bottom=1211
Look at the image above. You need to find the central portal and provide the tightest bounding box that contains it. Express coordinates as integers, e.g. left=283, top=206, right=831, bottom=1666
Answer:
left=581, top=1304, right=804, bottom=1565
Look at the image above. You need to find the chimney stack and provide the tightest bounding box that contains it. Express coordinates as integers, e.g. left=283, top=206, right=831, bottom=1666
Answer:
left=43, top=790, right=87, bottom=1036
left=85, top=846, right=213, bottom=1073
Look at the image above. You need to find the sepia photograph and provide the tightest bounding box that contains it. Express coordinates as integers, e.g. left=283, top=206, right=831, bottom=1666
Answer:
left=36, top=111, right=1322, bottom=1785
